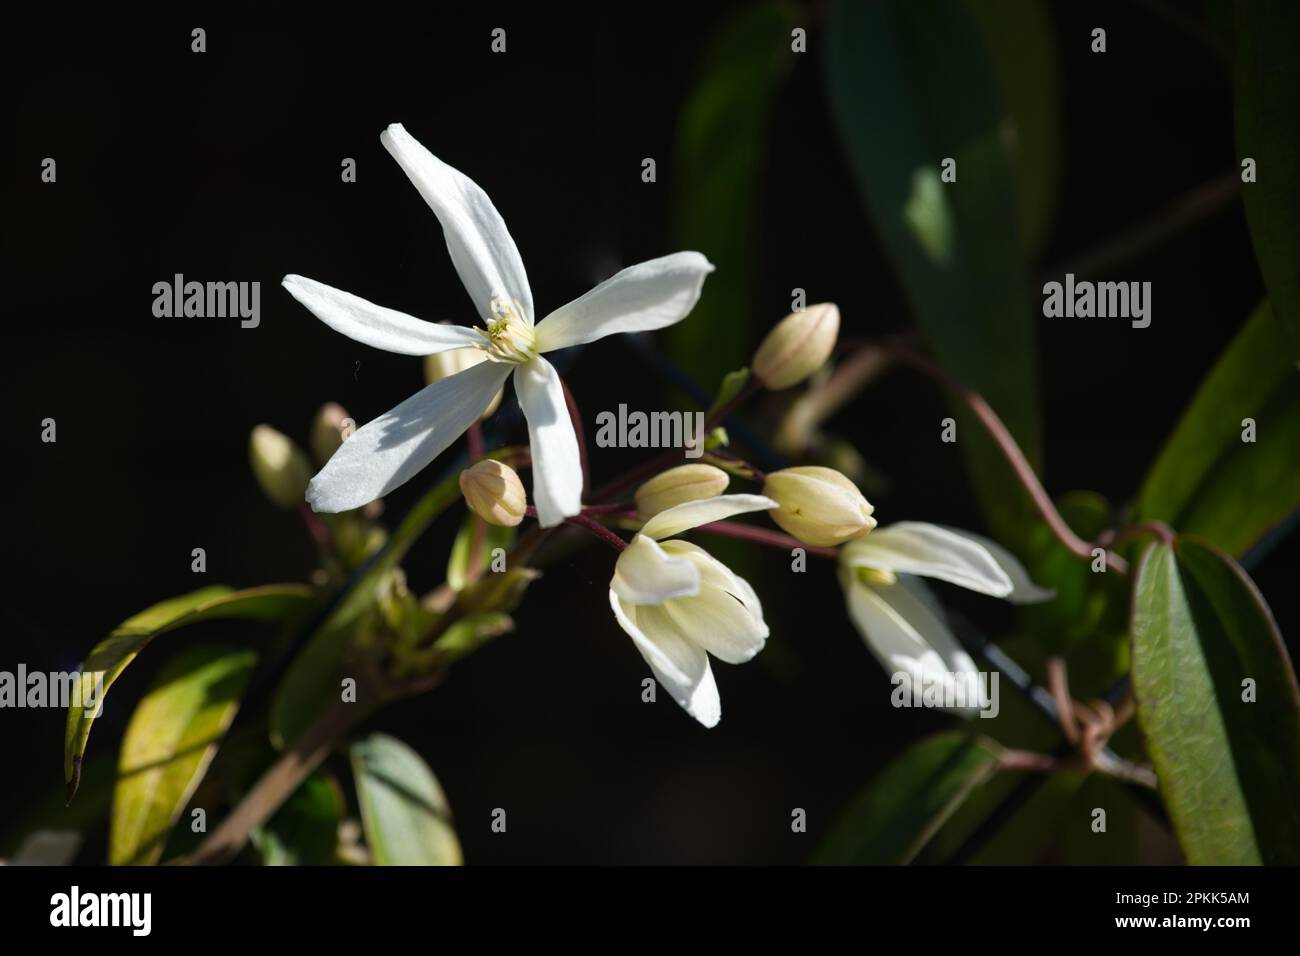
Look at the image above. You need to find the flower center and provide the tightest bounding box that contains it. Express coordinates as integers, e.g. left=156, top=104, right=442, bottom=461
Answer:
left=857, top=566, right=897, bottom=588
left=479, top=296, right=537, bottom=364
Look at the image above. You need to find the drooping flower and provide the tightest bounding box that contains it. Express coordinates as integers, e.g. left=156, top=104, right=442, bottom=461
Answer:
left=284, top=123, right=714, bottom=527
left=609, top=495, right=777, bottom=727
left=838, top=522, right=1052, bottom=714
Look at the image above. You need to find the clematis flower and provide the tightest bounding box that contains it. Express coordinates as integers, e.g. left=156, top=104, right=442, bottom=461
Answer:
left=283, top=123, right=714, bottom=526
left=609, top=494, right=777, bottom=727
left=838, top=522, right=1052, bottom=715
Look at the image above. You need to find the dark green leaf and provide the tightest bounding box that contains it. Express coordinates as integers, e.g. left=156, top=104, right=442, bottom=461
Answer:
left=64, top=584, right=313, bottom=797
left=1236, top=1, right=1300, bottom=356
left=823, top=0, right=1041, bottom=547
left=251, top=771, right=344, bottom=866
left=351, top=734, right=462, bottom=866
left=1139, top=302, right=1300, bottom=557
left=670, top=2, right=798, bottom=391
left=815, top=732, right=1000, bottom=865
left=1130, top=538, right=1300, bottom=864
left=110, top=643, right=257, bottom=865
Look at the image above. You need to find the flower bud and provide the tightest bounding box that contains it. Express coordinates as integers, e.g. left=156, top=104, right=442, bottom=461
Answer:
left=751, top=303, right=840, bottom=390
left=310, top=402, right=354, bottom=465
left=634, top=464, right=730, bottom=518
left=425, top=340, right=503, bottom=419
left=459, top=459, right=527, bottom=527
left=249, top=425, right=313, bottom=509
left=762, top=465, right=876, bottom=546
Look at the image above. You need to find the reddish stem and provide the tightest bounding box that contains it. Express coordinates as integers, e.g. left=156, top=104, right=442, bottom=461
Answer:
left=695, top=521, right=837, bottom=559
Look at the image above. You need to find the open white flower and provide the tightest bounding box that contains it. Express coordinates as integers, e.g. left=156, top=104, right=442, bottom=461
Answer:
left=838, top=523, right=1052, bottom=715
left=284, top=123, right=714, bottom=527
left=609, top=494, right=777, bottom=727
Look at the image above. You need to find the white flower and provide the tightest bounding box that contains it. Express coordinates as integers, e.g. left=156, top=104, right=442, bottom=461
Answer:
left=838, top=523, right=1052, bottom=715
left=283, top=123, right=714, bottom=527
left=609, top=494, right=777, bottom=727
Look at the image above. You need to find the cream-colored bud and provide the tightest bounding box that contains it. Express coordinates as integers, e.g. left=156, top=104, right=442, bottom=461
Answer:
left=751, top=303, right=840, bottom=390
left=762, top=465, right=876, bottom=546
left=459, top=460, right=527, bottom=527
left=634, top=464, right=730, bottom=518
left=425, top=337, right=503, bottom=419
left=310, top=402, right=353, bottom=465
left=250, top=425, right=313, bottom=509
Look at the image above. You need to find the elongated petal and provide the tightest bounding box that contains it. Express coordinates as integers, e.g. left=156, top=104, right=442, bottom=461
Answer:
left=612, top=535, right=700, bottom=605
left=306, top=360, right=510, bottom=512
left=842, top=522, right=1013, bottom=597
left=381, top=123, right=533, bottom=324
left=640, top=494, right=777, bottom=541
left=609, top=591, right=721, bottom=728
left=283, top=275, right=484, bottom=356
left=940, top=527, right=1055, bottom=604
left=513, top=356, right=582, bottom=527
left=533, top=252, right=714, bottom=352
left=840, top=571, right=985, bottom=712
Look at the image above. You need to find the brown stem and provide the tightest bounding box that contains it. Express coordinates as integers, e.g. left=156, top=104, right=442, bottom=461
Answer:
left=695, top=520, right=837, bottom=559
left=880, top=343, right=1129, bottom=574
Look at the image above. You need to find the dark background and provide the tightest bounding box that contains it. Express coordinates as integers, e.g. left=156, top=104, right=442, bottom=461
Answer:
left=2, top=1, right=1294, bottom=863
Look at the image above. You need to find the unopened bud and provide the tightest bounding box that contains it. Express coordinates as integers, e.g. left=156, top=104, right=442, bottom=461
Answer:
left=762, top=465, right=875, bottom=546
left=635, top=464, right=730, bottom=518
left=310, top=402, right=353, bottom=465
left=425, top=340, right=504, bottom=419
left=459, top=459, right=527, bottom=527
left=752, top=303, right=840, bottom=390
left=250, top=425, right=313, bottom=509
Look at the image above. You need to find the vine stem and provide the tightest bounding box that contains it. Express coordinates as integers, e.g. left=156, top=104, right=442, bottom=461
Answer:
left=695, top=520, right=836, bottom=559
left=872, top=342, right=1129, bottom=575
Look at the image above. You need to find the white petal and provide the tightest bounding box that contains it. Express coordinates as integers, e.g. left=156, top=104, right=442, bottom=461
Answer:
left=306, top=359, right=510, bottom=512
left=611, top=535, right=700, bottom=605
left=609, top=591, right=720, bottom=728
left=283, top=275, right=484, bottom=356
left=842, top=522, right=1013, bottom=597
left=840, top=572, right=985, bottom=713
left=640, top=494, right=777, bottom=541
left=381, top=124, right=533, bottom=324
left=513, top=356, right=582, bottom=527
left=533, top=252, right=714, bottom=352
left=938, top=527, right=1055, bottom=604
left=659, top=541, right=767, bottom=663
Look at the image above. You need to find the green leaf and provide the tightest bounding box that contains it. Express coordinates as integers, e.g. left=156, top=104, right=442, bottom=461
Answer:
left=1236, top=1, right=1300, bottom=357
left=1130, top=539, right=1300, bottom=864
left=1138, top=302, right=1300, bottom=557
left=446, top=514, right=516, bottom=592
left=964, top=0, right=1061, bottom=258
left=705, top=367, right=752, bottom=420
left=250, top=771, right=344, bottom=866
left=823, top=0, right=1041, bottom=548
left=815, top=732, right=1000, bottom=864
left=670, top=1, right=798, bottom=392
left=271, top=468, right=463, bottom=748
left=350, top=733, right=462, bottom=866
left=64, top=584, right=314, bottom=798
left=110, top=643, right=257, bottom=865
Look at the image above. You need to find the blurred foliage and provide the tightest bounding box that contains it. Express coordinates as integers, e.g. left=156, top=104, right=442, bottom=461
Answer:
left=823, top=0, right=1046, bottom=552
left=1139, top=301, right=1300, bottom=559
left=351, top=733, right=462, bottom=866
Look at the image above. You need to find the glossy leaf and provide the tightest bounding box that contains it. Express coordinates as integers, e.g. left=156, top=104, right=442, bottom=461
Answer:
left=1130, top=539, right=1300, bottom=864
left=670, top=1, right=797, bottom=392
left=823, top=0, right=1040, bottom=547
left=816, top=732, right=1000, bottom=865
left=1236, top=1, right=1300, bottom=357
left=1139, top=302, right=1300, bottom=558
left=351, top=734, right=462, bottom=866
left=64, top=584, right=314, bottom=798
left=110, top=643, right=256, bottom=865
